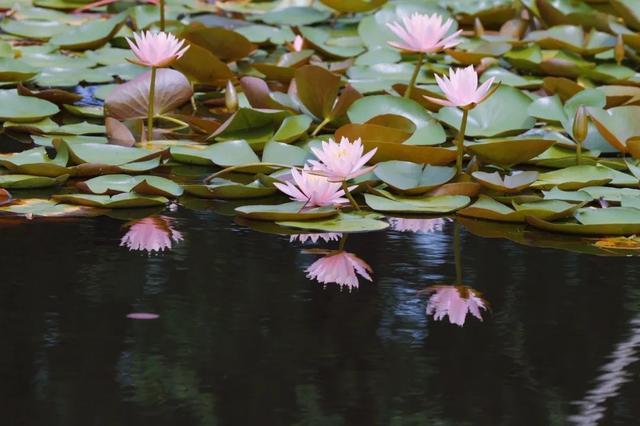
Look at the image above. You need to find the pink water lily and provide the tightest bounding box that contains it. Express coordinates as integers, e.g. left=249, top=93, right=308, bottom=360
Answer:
left=389, top=218, right=448, bottom=234
left=290, top=233, right=342, bottom=244
left=424, top=65, right=495, bottom=109
left=386, top=13, right=462, bottom=54
left=120, top=216, right=183, bottom=253
left=306, top=251, right=373, bottom=291
left=308, top=137, right=377, bottom=182
left=425, top=285, right=487, bottom=326
left=273, top=168, right=355, bottom=207
left=291, top=35, right=305, bottom=52
left=126, top=31, right=190, bottom=68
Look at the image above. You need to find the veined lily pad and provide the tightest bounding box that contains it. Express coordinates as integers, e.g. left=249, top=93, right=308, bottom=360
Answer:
left=278, top=212, right=389, bottom=233
left=457, top=195, right=579, bottom=223
left=374, top=161, right=455, bottom=195
left=235, top=202, right=338, bottom=221
left=52, top=193, right=169, bottom=209
left=364, top=193, right=470, bottom=213
left=466, top=137, right=555, bottom=167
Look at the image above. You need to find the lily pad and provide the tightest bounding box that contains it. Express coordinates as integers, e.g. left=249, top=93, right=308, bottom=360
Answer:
left=0, top=90, right=59, bottom=123
left=278, top=212, right=389, bottom=233
left=52, top=193, right=169, bottom=209
left=364, top=193, right=470, bottom=213
left=235, top=202, right=338, bottom=221
left=183, top=178, right=277, bottom=199
left=457, top=195, right=579, bottom=223
left=532, top=165, right=614, bottom=190
left=466, top=137, right=556, bottom=167
left=374, top=161, right=455, bottom=195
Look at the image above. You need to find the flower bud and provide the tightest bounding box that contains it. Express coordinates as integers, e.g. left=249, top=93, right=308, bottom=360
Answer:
left=573, top=105, right=588, bottom=144
left=225, top=80, right=238, bottom=113
left=615, top=35, right=625, bottom=65
left=474, top=18, right=485, bottom=37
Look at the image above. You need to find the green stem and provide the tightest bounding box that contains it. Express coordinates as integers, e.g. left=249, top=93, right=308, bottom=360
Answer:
left=159, top=0, right=165, bottom=31
left=454, top=221, right=462, bottom=285
left=147, top=66, right=156, bottom=142
left=404, top=52, right=425, bottom=99
left=342, top=180, right=360, bottom=211
left=456, top=108, right=469, bottom=175
left=576, top=141, right=582, bottom=166
left=157, top=115, right=189, bottom=130
left=311, top=117, right=331, bottom=137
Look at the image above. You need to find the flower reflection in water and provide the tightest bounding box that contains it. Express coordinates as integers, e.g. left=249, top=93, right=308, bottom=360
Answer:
left=120, top=216, right=183, bottom=253
left=424, top=285, right=487, bottom=326
left=306, top=250, right=373, bottom=291
left=290, top=233, right=342, bottom=244
left=389, top=217, right=449, bottom=234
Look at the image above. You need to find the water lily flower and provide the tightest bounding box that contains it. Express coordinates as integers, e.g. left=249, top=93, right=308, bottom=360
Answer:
left=292, top=35, right=305, bottom=52
left=290, top=233, right=342, bottom=244
left=424, top=65, right=495, bottom=109
left=127, top=313, right=160, bottom=320
left=425, top=285, right=487, bottom=326
left=386, top=13, right=462, bottom=54
left=306, top=251, right=373, bottom=290
left=389, top=218, right=448, bottom=234
left=273, top=168, right=355, bottom=208
left=424, top=66, right=495, bottom=174
left=386, top=12, right=462, bottom=99
left=309, top=137, right=377, bottom=182
left=126, top=31, right=189, bottom=68
left=120, top=216, right=183, bottom=253
left=126, top=31, right=189, bottom=142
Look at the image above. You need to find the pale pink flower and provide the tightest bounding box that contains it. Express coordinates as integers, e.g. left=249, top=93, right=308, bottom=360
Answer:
left=389, top=218, right=448, bottom=233
left=127, top=313, right=159, bottom=320
left=290, top=233, right=342, bottom=244
left=274, top=168, right=354, bottom=207
left=425, top=285, right=487, bottom=326
left=120, top=216, right=183, bottom=253
left=306, top=251, right=373, bottom=290
left=292, top=35, right=304, bottom=52
left=386, top=13, right=462, bottom=54
left=126, top=31, right=190, bottom=68
left=424, top=66, right=495, bottom=109
left=308, top=137, right=377, bottom=182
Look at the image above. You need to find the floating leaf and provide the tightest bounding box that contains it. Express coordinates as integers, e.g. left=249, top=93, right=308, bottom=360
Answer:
left=52, top=193, right=168, bottom=208
left=364, top=193, right=470, bottom=213
left=466, top=137, right=555, bottom=167
left=532, top=165, right=614, bottom=190
left=0, top=174, right=68, bottom=189
left=235, top=202, right=338, bottom=221
left=472, top=171, right=539, bottom=193
left=184, top=178, right=277, bottom=199
left=49, top=12, right=127, bottom=50
left=458, top=195, right=578, bottom=223
left=374, top=161, right=455, bottom=195
left=0, top=90, right=59, bottom=123
left=278, top=212, right=389, bottom=233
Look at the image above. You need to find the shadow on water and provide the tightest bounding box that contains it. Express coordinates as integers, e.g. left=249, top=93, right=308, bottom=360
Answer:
left=1, top=209, right=640, bottom=425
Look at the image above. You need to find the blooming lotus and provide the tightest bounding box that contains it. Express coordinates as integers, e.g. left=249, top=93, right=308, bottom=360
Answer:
left=290, top=233, right=342, bottom=244
left=308, top=137, right=377, bottom=182
left=386, top=13, right=462, bottom=54
left=291, top=35, right=305, bottom=52
left=273, top=168, right=354, bottom=208
left=424, top=65, right=495, bottom=109
left=306, top=251, right=373, bottom=290
left=120, top=216, right=183, bottom=253
left=389, top=218, right=448, bottom=234
left=425, top=285, right=487, bottom=326
left=126, top=31, right=189, bottom=68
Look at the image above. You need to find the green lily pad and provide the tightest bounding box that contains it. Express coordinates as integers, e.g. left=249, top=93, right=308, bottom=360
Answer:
left=52, top=193, right=168, bottom=208
left=277, top=212, right=389, bottom=233
left=466, top=137, right=556, bottom=167
left=0, top=90, right=59, bottom=122
left=532, top=165, right=614, bottom=190
left=457, top=195, right=579, bottom=223
left=49, top=12, right=127, bottom=50
left=0, top=145, right=68, bottom=177
left=79, top=174, right=183, bottom=197
left=61, top=141, right=161, bottom=166
left=374, top=161, right=455, bottom=195
left=436, top=86, right=535, bottom=137
left=235, top=201, right=338, bottom=221
left=364, top=193, right=470, bottom=213
left=348, top=95, right=445, bottom=145
left=0, top=198, right=102, bottom=218
left=472, top=171, right=539, bottom=193
left=526, top=215, right=640, bottom=236
left=183, top=178, right=277, bottom=199
left=0, top=174, right=68, bottom=189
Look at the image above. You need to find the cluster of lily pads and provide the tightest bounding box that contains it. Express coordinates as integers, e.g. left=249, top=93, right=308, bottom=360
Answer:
left=3, top=0, right=640, bottom=257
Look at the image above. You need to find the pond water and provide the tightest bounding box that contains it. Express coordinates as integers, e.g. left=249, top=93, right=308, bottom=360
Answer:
left=2, top=209, right=640, bottom=425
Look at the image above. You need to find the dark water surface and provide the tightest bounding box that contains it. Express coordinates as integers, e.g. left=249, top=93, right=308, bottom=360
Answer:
left=1, top=209, right=640, bottom=426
